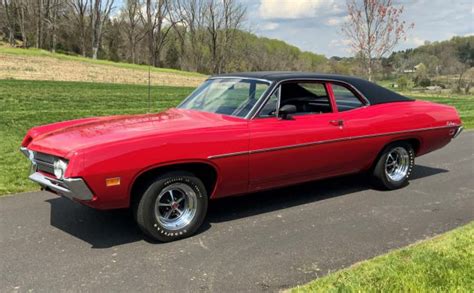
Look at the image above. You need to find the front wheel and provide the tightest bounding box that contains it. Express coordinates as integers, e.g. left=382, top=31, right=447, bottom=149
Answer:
left=134, top=171, right=208, bottom=242
left=371, top=142, right=415, bottom=190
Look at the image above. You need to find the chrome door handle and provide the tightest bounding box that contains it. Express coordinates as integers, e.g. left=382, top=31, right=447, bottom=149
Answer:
left=329, top=120, right=344, bottom=127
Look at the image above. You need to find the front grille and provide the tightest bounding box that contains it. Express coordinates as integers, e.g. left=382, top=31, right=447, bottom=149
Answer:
left=33, top=152, right=56, bottom=175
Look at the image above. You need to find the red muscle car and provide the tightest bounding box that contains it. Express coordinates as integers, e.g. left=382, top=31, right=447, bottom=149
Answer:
left=21, top=72, right=463, bottom=242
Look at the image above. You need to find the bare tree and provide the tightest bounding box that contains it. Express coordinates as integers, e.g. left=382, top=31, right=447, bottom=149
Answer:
left=44, top=0, right=66, bottom=52
left=219, top=0, right=245, bottom=73
left=205, top=0, right=222, bottom=72
left=90, top=0, right=114, bottom=59
left=175, top=0, right=208, bottom=71
left=174, top=0, right=244, bottom=73
left=143, top=0, right=158, bottom=66
left=17, top=0, right=29, bottom=47
left=141, top=0, right=177, bottom=67
left=120, top=0, right=142, bottom=63
left=2, top=0, right=16, bottom=46
left=70, top=0, right=89, bottom=56
left=342, top=0, right=414, bottom=81
left=35, top=0, right=44, bottom=48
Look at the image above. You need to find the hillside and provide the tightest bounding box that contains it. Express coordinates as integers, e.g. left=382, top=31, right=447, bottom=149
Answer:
left=0, top=46, right=206, bottom=87
left=388, top=36, right=473, bottom=71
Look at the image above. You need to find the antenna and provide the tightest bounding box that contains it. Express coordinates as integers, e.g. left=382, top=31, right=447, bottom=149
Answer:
left=147, top=64, right=151, bottom=113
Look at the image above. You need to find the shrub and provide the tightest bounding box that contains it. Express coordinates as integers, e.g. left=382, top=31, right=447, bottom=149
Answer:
left=419, top=78, right=431, bottom=87
left=397, top=76, right=409, bottom=89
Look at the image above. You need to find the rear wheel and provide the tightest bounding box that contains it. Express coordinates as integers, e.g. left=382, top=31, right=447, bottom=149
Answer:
left=134, top=171, right=208, bottom=242
left=371, top=142, right=415, bottom=190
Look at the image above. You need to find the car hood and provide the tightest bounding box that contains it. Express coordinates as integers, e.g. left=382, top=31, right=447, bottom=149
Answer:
left=25, top=109, right=246, bottom=157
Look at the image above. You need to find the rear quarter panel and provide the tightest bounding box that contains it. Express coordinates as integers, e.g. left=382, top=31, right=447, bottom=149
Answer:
left=342, top=100, right=461, bottom=171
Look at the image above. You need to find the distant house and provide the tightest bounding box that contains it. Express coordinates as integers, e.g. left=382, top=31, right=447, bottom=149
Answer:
left=403, top=63, right=425, bottom=74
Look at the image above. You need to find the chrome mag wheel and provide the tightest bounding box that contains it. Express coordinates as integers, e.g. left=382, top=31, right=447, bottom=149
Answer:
left=384, top=147, right=410, bottom=182
left=154, top=183, right=198, bottom=231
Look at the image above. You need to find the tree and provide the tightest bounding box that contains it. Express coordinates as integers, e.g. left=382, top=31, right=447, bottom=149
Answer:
left=120, top=0, right=142, bottom=63
left=17, top=0, right=28, bottom=47
left=34, top=0, right=44, bottom=48
left=413, top=63, right=427, bottom=86
left=204, top=0, right=245, bottom=73
left=2, top=0, right=16, bottom=46
left=397, top=75, right=408, bottom=89
left=90, top=0, right=114, bottom=59
left=456, top=40, right=474, bottom=93
left=463, top=68, right=474, bottom=94
left=174, top=0, right=208, bottom=72
left=70, top=0, right=89, bottom=56
left=140, top=0, right=179, bottom=67
left=342, top=0, right=414, bottom=81
left=45, top=0, right=66, bottom=53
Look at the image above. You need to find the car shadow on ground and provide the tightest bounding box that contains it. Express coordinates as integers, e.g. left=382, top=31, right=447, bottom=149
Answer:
left=46, top=164, right=447, bottom=248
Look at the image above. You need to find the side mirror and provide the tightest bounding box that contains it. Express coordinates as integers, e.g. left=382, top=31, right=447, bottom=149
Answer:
left=279, top=104, right=296, bottom=120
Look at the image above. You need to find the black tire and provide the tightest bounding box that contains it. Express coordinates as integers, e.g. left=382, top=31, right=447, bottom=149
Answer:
left=371, top=142, right=415, bottom=190
left=133, top=171, right=208, bottom=242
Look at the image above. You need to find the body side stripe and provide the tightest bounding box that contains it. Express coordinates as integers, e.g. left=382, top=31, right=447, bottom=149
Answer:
left=208, top=124, right=459, bottom=160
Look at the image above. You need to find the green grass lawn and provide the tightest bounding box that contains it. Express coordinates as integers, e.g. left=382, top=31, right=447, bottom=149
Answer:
left=378, top=80, right=474, bottom=128
left=290, top=221, right=474, bottom=292
left=0, top=79, right=194, bottom=194
left=402, top=92, right=474, bottom=129
left=0, top=79, right=473, bottom=195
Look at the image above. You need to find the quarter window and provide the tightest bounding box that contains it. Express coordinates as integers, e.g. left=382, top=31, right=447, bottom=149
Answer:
left=258, top=89, right=279, bottom=117
left=332, top=84, right=364, bottom=112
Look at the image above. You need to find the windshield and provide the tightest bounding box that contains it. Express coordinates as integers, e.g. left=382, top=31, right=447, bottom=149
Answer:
left=178, top=78, right=270, bottom=118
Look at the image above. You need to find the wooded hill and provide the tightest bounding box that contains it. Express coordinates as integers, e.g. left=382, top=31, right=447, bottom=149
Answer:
left=0, top=0, right=472, bottom=90
left=382, top=36, right=474, bottom=92
left=388, top=36, right=474, bottom=76
left=0, top=0, right=327, bottom=75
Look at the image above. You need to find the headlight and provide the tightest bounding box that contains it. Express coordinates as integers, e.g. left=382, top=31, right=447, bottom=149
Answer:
left=53, top=159, right=68, bottom=180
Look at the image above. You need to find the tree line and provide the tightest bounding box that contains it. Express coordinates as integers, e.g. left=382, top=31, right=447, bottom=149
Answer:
left=0, top=0, right=330, bottom=75
left=0, top=0, right=472, bottom=90
left=387, top=36, right=474, bottom=93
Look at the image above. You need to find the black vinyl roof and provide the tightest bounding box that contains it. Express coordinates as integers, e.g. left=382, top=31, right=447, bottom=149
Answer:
left=213, top=71, right=414, bottom=105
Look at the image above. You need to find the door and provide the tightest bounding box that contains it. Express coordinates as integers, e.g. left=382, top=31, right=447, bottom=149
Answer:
left=329, top=82, right=381, bottom=171
left=248, top=81, right=351, bottom=191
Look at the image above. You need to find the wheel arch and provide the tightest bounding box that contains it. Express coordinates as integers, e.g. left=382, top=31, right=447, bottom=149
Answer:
left=370, top=137, right=421, bottom=170
left=394, top=137, right=421, bottom=155
left=129, top=160, right=219, bottom=207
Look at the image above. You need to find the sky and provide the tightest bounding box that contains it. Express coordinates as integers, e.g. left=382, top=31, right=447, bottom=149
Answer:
left=241, top=0, right=474, bottom=57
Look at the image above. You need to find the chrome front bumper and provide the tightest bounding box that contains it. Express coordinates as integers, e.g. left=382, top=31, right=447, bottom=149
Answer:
left=29, top=172, right=94, bottom=201
left=21, top=147, right=93, bottom=201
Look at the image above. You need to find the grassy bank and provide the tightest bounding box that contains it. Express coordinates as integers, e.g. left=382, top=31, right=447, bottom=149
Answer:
left=0, top=46, right=204, bottom=77
left=0, top=46, right=205, bottom=87
left=290, top=221, right=474, bottom=292
left=0, top=79, right=194, bottom=194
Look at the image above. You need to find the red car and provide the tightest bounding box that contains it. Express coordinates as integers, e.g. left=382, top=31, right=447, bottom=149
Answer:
left=21, top=72, right=463, bottom=242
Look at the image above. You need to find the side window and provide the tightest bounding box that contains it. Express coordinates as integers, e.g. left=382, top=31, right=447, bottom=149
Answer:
left=332, top=84, right=364, bottom=112
left=257, top=82, right=334, bottom=117
left=299, top=83, right=328, bottom=96
left=280, top=82, right=332, bottom=115
left=258, top=88, right=279, bottom=118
